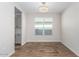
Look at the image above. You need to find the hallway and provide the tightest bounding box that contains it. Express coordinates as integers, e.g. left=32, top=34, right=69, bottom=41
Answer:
left=12, top=42, right=77, bottom=57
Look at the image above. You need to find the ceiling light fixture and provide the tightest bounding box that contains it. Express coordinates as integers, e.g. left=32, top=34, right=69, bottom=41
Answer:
left=39, top=2, right=48, bottom=13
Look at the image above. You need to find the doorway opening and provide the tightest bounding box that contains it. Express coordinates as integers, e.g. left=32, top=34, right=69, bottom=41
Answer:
left=15, top=7, right=22, bottom=49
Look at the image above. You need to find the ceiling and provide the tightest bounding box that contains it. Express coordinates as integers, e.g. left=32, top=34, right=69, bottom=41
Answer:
left=16, top=2, right=73, bottom=13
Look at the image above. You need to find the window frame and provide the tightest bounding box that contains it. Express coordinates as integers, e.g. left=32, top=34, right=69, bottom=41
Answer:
left=34, top=17, right=53, bottom=36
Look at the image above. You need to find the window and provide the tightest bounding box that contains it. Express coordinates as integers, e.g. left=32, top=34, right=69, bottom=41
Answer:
left=34, top=17, right=53, bottom=36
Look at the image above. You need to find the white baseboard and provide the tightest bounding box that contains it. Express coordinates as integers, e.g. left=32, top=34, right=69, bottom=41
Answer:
left=26, top=40, right=61, bottom=42
left=22, top=41, right=26, bottom=46
left=61, top=42, right=79, bottom=56
left=0, top=50, right=15, bottom=57
left=8, top=50, right=15, bottom=57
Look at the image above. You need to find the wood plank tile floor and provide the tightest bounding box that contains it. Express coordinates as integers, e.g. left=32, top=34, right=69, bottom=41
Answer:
left=11, top=42, right=77, bottom=57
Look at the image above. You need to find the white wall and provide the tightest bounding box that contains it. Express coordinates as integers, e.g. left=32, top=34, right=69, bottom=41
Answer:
left=0, top=3, right=27, bottom=56
left=0, top=3, right=15, bottom=56
left=22, top=12, right=27, bottom=45
left=61, top=3, right=79, bottom=56
left=26, top=13, right=61, bottom=42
